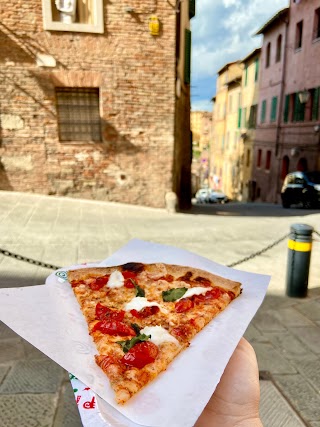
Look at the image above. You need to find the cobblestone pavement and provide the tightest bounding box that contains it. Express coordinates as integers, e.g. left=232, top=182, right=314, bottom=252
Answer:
left=0, top=191, right=320, bottom=427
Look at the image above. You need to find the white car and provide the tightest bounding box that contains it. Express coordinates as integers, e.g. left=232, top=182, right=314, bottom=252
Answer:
left=208, top=189, right=229, bottom=204
left=195, top=189, right=210, bottom=204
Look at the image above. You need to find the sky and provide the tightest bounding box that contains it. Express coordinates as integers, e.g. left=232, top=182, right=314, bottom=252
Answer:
left=191, top=0, right=289, bottom=112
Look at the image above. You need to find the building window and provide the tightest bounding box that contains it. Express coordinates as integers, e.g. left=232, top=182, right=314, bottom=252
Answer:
left=293, top=93, right=305, bottom=122
left=56, top=87, right=102, bottom=142
left=246, top=149, right=251, bottom=167
left=284, top=94, right=290, bottom=122
left=276, top=34, right=282, bottom=62
left=248, top=104, right=258, bottom=128
left=254, top=58, right=259, bottom=82
left=42, top=0, right=104, bottom=33
left=265, top=150, right=271, bottom=170
left=244, top=65, right=248, bottom=86
left=311, top=87, right=320, bottom=121
left=313, top=7, right=320, bottom=40
left=257, top=149, right=262, bottom=168
left=295, top=20, right=303, bottom=50
left=266, top=42, right=271, bottom=68
left=270, top=96, right=278, bottom=122
left=260, top=100, right=267, bottom=123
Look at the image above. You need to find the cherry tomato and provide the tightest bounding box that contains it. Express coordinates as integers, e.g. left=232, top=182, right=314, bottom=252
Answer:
left=130, top=306, right=160, bottom=319
left=204, top=287, right=222, bottom=300
left=171, top=325, right=191, bottom=341
left=122, top=271, right=137, bottom=288
left=175, top=298, right=194, bottom=313
left=121, top=341, right=159, bottom=369
left=95, top=303, right=125, bottom=321
left=92, top=320, right=136, bottom=336
left=89, top=275, right=110, bottom=291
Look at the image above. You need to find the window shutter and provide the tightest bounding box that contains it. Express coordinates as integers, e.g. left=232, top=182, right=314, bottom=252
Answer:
left=189, top=0, right=196, bottom=19
left=244, top=65, right=248, bottom=86
left=254, top=58, right=259, bottom=82
left=312, top=87, right=320, bottom=120
left=261, top=100, right=266, bottom=123
left=271, top=96, right=278, bottom=122
left=184, top=29, right=192, bottom=84
left=283, top=94, right=290, bottom=122
left=294, top=93, right=305, bottom=122
left=238, top=108, right=242, bottom=128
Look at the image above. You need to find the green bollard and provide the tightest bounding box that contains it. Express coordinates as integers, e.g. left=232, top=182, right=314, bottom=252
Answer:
left=286, top=224, right=313, bottom=298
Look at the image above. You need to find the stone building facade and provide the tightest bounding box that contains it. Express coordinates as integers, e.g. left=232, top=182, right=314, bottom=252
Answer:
left=0, top=0, right=194, bottom=209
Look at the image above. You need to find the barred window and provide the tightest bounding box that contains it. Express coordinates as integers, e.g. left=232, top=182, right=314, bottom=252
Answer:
left=55, top=87, right=102, bottom=142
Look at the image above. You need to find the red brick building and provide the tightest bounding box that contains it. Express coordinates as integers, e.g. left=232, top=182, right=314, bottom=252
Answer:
left=252, top=0, right=320, bottom=203
left=0, top=0, right=194, bottom=209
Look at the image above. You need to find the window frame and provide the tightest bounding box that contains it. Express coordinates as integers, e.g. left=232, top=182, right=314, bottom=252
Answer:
left=295, top=20, right=303, bottom=50
left=55, top=87, right=102, bottom=143
left=257, top=149, right=262, bottom=168
left=276, top=34, right=282, bottom=62
left=266, top=42, right=271, bottom=68
left=265, top=150, right=271, bottom=171
left=313, top=7, right=320, bottom=40
left=42, top=0, right=104, bottom=34
left=260, top=100, right=267, bottom=123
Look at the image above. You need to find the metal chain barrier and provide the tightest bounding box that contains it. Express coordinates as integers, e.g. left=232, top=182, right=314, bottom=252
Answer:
left=0, top=248, right=61, bottom=270
left=227, top=233, right=290, bottom=268
left=0, top=228, right=319, bottom=271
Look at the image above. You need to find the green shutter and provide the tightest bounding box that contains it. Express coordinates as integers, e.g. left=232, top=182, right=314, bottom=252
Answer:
left=242, top=107, right=247, bottom=127
left=184, top=29, right=192, bottom=84
left=244, top=65, right=248, bottom=86
left=238, top=108, right=242, bottom=128
left=312, top=87, right=320, bottom=121
left=284, top=94, right=290, bottom=123
left=294, top=93, right=305, bottom=122
left=254, top=58, right=259, bottom=82
left=261, top=100, right=266, bottom=123
left=189, top=0, right=196, bottom=19
left=271, top=96, right=278, bottom=122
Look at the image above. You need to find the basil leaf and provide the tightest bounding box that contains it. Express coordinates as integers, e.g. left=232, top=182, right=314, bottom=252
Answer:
left=117, top=334, right=151, bottom=353
left=162, top=287, right=188, bottom=302
left=130, top=279, right=145, bottom=297
left=131, top=323, right=141, bottom=335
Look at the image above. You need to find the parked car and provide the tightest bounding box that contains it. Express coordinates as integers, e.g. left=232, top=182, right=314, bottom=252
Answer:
left=195, top=188, right=229, bottom=204
left=208, top=189, right=229, bottom=204
left=195, top=188, right=210, bottom=204
left=281, top=171, right=320, bottom=208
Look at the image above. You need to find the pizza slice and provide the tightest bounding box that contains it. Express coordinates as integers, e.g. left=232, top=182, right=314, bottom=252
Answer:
left=67, top=262, right=241, bottom=404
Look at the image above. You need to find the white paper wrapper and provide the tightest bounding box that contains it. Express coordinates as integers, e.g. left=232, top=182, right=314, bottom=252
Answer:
left=0, top=239, right=270, bottom=427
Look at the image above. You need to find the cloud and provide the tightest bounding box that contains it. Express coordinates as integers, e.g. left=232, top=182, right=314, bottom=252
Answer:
left=191, top=0, right=289, bottom=110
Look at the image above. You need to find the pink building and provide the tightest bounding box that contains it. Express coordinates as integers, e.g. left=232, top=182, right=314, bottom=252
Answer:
left=252, top=0, right=320, bottom=203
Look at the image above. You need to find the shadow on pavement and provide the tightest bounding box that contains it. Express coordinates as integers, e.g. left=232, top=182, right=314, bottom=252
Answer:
left=180, top=202, right=320, bottom=217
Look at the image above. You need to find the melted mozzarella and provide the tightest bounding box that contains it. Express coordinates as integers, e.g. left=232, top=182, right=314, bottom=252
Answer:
left=124, top=297, right=166, bottom=313
left=107, top=270, right=124, bottom=288
left=176, top=286, right=209, bottom=301
left=141, top=326, right=179, bottom=346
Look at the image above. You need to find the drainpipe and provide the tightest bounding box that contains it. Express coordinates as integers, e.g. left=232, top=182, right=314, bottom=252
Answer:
left=274, top=14, right=289, bottom=203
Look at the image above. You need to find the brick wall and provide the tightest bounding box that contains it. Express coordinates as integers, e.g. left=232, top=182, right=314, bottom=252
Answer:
left=0, top=0, right=180, bottom=208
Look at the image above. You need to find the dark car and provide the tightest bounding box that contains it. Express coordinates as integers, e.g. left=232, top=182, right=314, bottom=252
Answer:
left=281, top=171, right=320, bottom=208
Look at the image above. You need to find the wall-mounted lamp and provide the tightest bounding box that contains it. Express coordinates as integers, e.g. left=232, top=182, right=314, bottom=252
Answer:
left=314, top=124, right=320, bottom=133
left=290, top=147, right=300, bottom=157
left=298, top=89, right=310, bottom=104
left=149, top=15, right=160, bottom=36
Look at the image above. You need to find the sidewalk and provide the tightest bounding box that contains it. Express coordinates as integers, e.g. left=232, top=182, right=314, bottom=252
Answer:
left=0, top=191, right=319, bottom=426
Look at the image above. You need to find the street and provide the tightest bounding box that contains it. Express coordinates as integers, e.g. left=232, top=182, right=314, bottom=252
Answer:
left=0, top=191, right=320, bottom=426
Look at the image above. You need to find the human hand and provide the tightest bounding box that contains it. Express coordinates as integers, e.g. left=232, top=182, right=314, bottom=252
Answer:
left=195, top=338, right=262, bottom=427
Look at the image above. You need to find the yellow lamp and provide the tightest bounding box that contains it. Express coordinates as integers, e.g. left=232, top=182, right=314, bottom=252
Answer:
left=149, top=15, right=160, bottom=36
